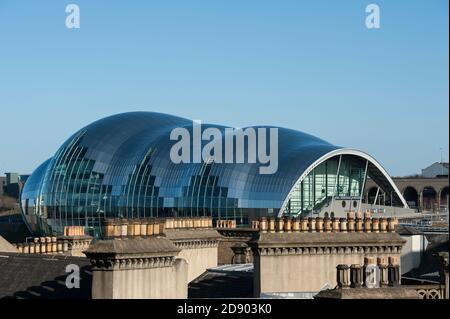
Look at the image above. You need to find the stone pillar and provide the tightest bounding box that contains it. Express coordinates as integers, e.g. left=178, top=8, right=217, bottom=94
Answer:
left=437, top=190, right=442, bottom=212
left=336, top=264, right=350, bottom=288
left=350, top=264, right=363, bottom=288
left=418, top=190, right=423, bottom=211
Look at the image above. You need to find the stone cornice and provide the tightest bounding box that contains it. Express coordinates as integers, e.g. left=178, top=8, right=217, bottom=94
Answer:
left=252, top=245, right=403, bottom=257
left=172, top=239, right=219, bottom=250
left=89, top=255, right=176, bottom=270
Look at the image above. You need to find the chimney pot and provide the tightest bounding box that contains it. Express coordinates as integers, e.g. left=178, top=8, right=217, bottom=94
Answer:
left=308, top=217, right=316, bottom=232
left=292, top=217, right=300, bottom=232
left=350, top=264, right=363, bottom=288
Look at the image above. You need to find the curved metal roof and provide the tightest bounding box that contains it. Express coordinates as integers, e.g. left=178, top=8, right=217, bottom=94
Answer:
left=30, top=112, right=340, bottom=206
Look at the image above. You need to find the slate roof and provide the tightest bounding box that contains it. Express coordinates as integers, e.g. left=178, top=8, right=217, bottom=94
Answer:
left=0, top=253, right=92, bottom=299
left=0, top=235, right=18, bottom=253
left=397, top=225, right=424, bottom=236
left=188, top=265, right=253, bottom=298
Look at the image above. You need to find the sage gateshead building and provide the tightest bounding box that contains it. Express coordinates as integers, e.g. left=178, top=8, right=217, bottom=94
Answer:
left=21, top=112, right=408, bottom=237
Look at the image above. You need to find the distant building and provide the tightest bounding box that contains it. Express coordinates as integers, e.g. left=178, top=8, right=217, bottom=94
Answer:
left=0, top=176, right=5, bottom=196
left=365, top=162, right=450, bottom=212
left=1, top=173, right=30, bottom=199
left=422, top=162, right=449, bottom=178
left=5, top=173, right=19, bottom=185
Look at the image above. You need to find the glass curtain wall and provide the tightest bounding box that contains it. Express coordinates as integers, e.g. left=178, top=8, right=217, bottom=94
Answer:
left=282, top=155, right=367, bottom=217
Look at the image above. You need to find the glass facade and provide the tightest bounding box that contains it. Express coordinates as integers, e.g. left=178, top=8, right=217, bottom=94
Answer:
left=20, top=112, right=402, bottom=238
left=281, top=155, right=367, bottom=217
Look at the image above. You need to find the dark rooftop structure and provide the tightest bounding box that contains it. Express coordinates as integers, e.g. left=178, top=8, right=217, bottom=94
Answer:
left=0, top=252, right=92, bottom=299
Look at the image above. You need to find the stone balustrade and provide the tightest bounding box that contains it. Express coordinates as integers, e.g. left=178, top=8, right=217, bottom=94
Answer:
left=250, top=211, right=398, bottom=234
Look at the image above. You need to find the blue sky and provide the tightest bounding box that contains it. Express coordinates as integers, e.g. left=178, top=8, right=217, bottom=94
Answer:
left=0, top=0, right=448, bottom=176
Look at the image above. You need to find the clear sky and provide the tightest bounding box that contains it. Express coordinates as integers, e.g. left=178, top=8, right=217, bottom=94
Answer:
left=0, top=0, right=448, bottom=177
